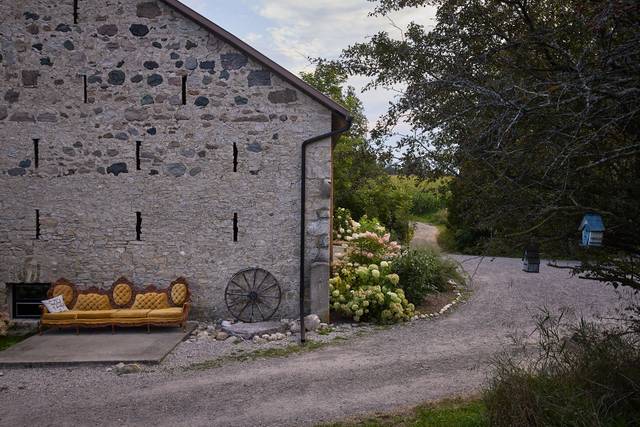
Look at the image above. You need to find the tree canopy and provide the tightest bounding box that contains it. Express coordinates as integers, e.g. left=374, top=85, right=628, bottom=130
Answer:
left=341, top=0, right=640, bottom=290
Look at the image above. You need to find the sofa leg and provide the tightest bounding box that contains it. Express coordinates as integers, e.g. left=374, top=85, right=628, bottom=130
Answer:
left=76, top=326, right=80, bottom=335
left=147, top=324, right=150, bottom=334
left=111, top=325, right=115, bottom=334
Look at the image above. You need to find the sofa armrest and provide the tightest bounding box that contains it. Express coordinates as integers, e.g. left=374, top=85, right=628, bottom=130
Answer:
left=182, top=302, right=191, bottom=322
left=40, top=304, right=49, bottom=315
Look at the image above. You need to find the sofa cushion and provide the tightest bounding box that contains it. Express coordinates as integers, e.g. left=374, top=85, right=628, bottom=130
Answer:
left=111, top=309, right=151, bottom=319
left=74, top=293, right=112, bottom=311
left=43, top=311, right=77, bottom=321
left=73, top=310, right=119, bottom=320
left=112, top=283, right=133, bottom=306
left=170, top=282, right=188, bottom=306
left=148, top=307, right=183, bottom=319
left=131, top=292, right=169, bottom=310
left=42, top=295, right=69, bottom=313
left=51, top=284, right=75, bottom=307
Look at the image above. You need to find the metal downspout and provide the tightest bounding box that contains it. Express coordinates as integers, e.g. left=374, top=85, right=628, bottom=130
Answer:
left=300, top=116, right=353, bottom=344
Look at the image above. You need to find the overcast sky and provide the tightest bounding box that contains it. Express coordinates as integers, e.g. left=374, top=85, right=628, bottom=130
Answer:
left=180, top=0, right=437, bottom=133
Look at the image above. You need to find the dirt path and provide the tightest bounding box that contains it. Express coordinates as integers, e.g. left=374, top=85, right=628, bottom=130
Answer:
left=0, top=256, right=627, bottom=427
left=410, top=222, right=440, bottom=250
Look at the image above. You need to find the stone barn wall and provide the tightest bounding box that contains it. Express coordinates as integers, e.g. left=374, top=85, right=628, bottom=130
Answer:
left=0, top=0, right=333, bottom=321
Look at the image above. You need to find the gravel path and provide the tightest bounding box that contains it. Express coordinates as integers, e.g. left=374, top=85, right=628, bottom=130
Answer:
left=0, top=256, right=627, bottom=427
left=410, top=222, right=440, bottom=249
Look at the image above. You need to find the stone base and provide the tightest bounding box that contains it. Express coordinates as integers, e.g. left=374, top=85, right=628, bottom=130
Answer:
left=221, top=321, right=287, bottom=340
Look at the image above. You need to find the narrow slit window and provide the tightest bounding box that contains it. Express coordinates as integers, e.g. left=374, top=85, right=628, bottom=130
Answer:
left=181, top=76, right=187, bottom=105
left=35, top=209, right=40, bottom=240
left=73, top=0, right=79, bottom=24
left=33, top=139, right=39, bottom=169
left=82, top=75, right=87, bottom=103
left=136, top=212, right=142, bottom=241
left=233, top=143, right=238, bottom=172
left=233, top=213, right=238, bottom=242
left=136, top=141, right=142, bottom=171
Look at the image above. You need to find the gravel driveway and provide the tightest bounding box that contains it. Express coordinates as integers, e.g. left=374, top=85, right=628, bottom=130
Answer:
left=0, top=256, right=627, bottom=427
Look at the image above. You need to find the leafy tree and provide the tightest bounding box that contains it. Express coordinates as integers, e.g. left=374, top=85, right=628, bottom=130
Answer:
left=341, top=0, right=640, bottom=290
left=301, top=61, right=413, bottom=241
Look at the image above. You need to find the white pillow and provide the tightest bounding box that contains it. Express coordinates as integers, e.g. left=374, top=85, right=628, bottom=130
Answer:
left=41, top=295, right=69, bottom=313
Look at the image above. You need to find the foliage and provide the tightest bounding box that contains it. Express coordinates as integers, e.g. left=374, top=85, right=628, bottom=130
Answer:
left=325, top=398, right=487, bottom=427
left=301, top=62, right=413, bottom=243
left=330, top=261, right=414, bottom=323
left=0, top=312, right=13, bottom=337
left=392, top=247, right=462, bottom=305
left=484, top=311, right=640, bottom=426
left=341, top=0, right=640, bottom=290
left=0, top=335, right=27, bottom=351
left=333, top=207, right=356, bottom=241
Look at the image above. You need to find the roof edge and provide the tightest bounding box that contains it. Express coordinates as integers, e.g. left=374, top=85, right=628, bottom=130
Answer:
left=161, top=0, right=351, bottom=119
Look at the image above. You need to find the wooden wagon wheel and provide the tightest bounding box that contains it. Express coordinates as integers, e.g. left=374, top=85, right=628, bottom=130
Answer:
left=225, top=268, right=282, bottom=323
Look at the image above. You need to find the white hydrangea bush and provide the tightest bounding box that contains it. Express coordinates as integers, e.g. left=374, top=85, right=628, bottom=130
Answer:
left=333, top=207, right=359, bottom=241
left=330, top=261, right=415, bottom=323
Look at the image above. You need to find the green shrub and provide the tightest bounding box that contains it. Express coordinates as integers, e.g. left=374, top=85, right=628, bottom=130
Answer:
left=412, top=191, right=443, bottom=215
left=484, top=311, right=640, bottom=427
left=392, top=248, right=462, bottom=305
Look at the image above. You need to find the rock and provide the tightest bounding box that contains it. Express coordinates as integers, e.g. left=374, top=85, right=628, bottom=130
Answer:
left=37, top=112, right=57, bottom=123
left=108, top=70, right=125, bottom=85
left=234, top=96, right=248, bottom=105
left=185, top=40, right=198, bottom=50
left=147, top=74, right=163, bottom=87
left=222, top=320, right=287, bottom=340
left=97, top=24, right=118, bottom=36
left=166, top=163, right=186, bottom=177
left=40, top=57, right=52, bottom=66
left=114, top=363, right=142, bottom=375
left=141, top=95, right=154, bottom=105
left=304, top=314, right=321, bottom=331
left=221, top=320, right=232, bottom=327
left=131, top=74, right=144, bottom=83
left=107, top=162, right=128, bottom=176
left=230, top=336, right=242, bottom=344
left=56, top=23, right=72, bottom=32
left=274, top=332, right=285, bottom=340
left=4, top=89, right=19, bottom=103
left=137, top=2, right=162, bottom=18
left=252, top=336, right=266, bottom=344
left=130, top=24, right=150, bottom=37
left=63, top=40, right=75, bottom=50
left=9, top=112, right=35, bottom=123
left=0, top=106, right=7, bottom=121
left=189, top=167, right=202, bottom=176
left=22, top=70, right=40, bottom=87
left=144, top=61, right=159, bottom=70
left=215, top=332, right=229, bottom=341
left=199, top=61, right=215, bottom=71
left=268, top=89, right=298, bottom=104
left=221, top=53, right=248, bottom=70
left=248, top=70, right=271, bottom=87
left=194, top=96, right=209, bottom=107
left=125, top=108, right=148, bottom=122
left=185, top=57, right=198, bottom=70
left=247, top=143, right=262, bottom=153
left=319, top=323, right=329, bottom=329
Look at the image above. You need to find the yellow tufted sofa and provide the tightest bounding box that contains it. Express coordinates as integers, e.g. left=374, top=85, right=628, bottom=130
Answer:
left=40, top=277, right=191, bottom=334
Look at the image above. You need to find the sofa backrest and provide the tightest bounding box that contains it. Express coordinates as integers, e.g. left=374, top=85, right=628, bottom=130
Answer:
left=47, top=277, right=190, bottom=311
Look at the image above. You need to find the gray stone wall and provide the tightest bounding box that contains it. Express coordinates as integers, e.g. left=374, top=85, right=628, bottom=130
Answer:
left=0, top=0, right=332, bottom=320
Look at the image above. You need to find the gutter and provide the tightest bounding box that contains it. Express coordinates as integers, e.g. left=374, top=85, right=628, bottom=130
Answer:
left=300, top=115, right=353, bottom=344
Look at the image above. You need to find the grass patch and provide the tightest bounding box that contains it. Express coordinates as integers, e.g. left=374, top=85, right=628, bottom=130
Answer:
left=325, top=397, right=487, bottom=427
left=186, top=340, right=328, bottom=371
left=0, top=334, right=28, bottom=351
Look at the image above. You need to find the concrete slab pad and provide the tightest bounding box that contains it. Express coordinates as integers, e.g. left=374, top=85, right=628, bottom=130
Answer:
left=0, top=323, right=196, bottom=367
left=222, top=320, right=287, bottom=339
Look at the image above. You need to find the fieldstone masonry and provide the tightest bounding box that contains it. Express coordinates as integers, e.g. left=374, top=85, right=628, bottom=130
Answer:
left=0, top=0, right=338, bottom=321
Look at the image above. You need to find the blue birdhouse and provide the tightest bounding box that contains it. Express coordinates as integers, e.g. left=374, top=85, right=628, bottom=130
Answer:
left=579, top=213, right=604, bottom=247
left=522, top=243, right=540, bottom=273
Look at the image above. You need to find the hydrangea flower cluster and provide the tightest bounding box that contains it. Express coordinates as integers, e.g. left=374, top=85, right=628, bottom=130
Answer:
left=333, top=207, right=358, bottom=241
left=346, top=231, right=402, bottom=265
left=329, top=261, right=415, bottom=323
